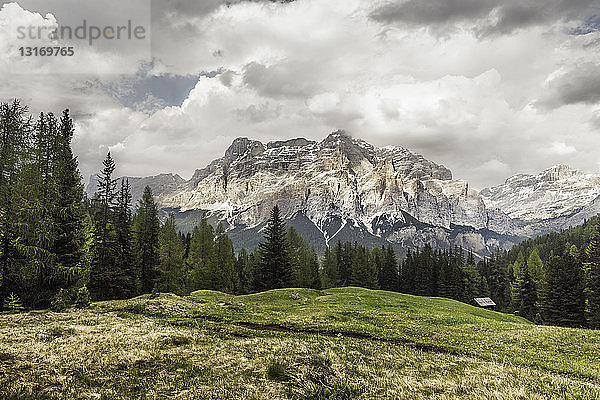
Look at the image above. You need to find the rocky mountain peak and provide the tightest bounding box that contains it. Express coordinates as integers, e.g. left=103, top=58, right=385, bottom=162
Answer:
left=481, top=164, right=600, bottom=222
left=321, top=129, right=376, bottom=167
left=225, top=137, right=264, bottom=160
left=541, top=164, right=579, bottom=182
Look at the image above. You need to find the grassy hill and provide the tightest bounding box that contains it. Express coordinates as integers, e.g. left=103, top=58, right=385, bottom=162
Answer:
left=1, top=287, right=599, bottom=399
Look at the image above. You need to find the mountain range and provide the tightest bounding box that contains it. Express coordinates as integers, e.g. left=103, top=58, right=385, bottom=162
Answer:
left=87, top=131, right=600, bottom=257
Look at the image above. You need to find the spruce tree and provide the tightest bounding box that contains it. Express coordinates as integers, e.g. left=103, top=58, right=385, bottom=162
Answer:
left=114, top=178, right=136, bottom=297
left=527, top=249, right=544, bottom=294
left=132, top=186, right=161, bottom=293
left=338, top=241, right=354, bottom=286
left=510, top=251, right=526, bottom=312
left=188, top=214, right=215, bottom=290
left=0, top=102, right=29, bottom=300
left=322, top=245, right=340, bottom=288
left=286, top=227, right=320, bottom=289
left=542, top=246, right=586, bottom=327
left=89, top=153, right=133, bottom=300
left=257, top=205, right=293, bottom=290
left=486, top=250, right=509, bottom=310
left=518, top=262, right=537, bottom=321
left=379, top=245, right=398, bottom=291
left=16, top=112, right=58, bottom=306
left=52, top=109, right=85, bottom=279
left=400, top=249, right=416, bottom=294
left=157, top=213, right=185, bottom=294
left=350, top=245, right=378, bottom=289
left=234, top=248, right=253, bottom=294
left=213, top=223, right=235, bottom=293
left=414, top=244, right=436, bottom=296
left=586, top=222, right=600, bottom=328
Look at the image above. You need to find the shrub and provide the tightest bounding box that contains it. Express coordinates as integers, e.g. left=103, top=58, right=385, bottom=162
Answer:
left=3, top=292, right=24, bottom=313
left=162, top=335, right=192, bottom=347
left=51, top=289, right=70, bottom=312
left=267, top=359, right=291, bottom=382
left=75, top=286, right=90, bottom=308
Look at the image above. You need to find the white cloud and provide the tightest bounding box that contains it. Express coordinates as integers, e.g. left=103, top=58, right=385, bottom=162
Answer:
left=543, top=141, right=577, bottom=155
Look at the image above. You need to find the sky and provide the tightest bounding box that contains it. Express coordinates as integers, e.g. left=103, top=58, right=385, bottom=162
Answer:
left=0, top=0, right=599, bottom=189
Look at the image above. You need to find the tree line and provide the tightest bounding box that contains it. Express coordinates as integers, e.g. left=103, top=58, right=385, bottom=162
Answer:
left=1, top=100, right=599, bottom=330
left=493, top=215, right=600, bottom=328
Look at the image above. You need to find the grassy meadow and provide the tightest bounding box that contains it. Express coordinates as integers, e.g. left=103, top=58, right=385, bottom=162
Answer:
left=1, top=287, right=599, bottom=399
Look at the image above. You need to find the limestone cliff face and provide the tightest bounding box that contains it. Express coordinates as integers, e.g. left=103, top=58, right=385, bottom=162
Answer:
left=480, top=164, right=600, bottom=222
left=114, top=131, right=518, bottom=255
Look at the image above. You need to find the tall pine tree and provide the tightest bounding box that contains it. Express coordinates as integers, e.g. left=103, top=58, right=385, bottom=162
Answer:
left=379, top=245, right=398, bottom=291
left=157, top=213, right=185, bottom=294
left=586, top=222, right=600, bottom=328
left=89, top=153, right=134, bottom=300
left=257, top=205, right=292, bottom=290
left=132, top=186, right=161, bottom=293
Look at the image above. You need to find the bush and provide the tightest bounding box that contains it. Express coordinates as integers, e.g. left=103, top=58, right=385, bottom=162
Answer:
left=267, top=359, right=291, bottom=382
left=75, top=286, right=90, bottom=308
left=51, top=289, right=70, bottom=312
left=3, top=292, right=24, bottom=313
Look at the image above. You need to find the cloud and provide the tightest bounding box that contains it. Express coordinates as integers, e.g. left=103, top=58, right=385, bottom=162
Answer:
left=2, top=0, right=600, bottom=191
left=538, top=63, right=600, bottom=108
left=370, top=0, right=599, bottom=36
left=543, top=141, right=577, bottom=155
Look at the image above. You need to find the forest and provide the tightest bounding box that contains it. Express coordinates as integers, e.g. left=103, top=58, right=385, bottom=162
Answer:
left=1, top=100, right=599, bottom=329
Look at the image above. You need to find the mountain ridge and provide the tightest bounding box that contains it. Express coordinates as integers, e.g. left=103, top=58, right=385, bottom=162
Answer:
left=86, top=132, right=599, bottom=256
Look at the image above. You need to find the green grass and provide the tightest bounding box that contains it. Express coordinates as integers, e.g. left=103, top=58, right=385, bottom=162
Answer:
left=1, top=287, right=599, bottom=399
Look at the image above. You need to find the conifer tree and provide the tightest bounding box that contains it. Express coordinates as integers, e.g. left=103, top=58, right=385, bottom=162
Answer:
left=16, top=112, right=59, bottom=306
left=286, top=227, right=320, bottom=289
left=132, top=186, right=161, bottom=293
left=188, top=214, right=215, bottom=290
left=213, top=223, right=235, bottom=293
left=350, top=245, right=378, bottom=289
left=257, top=205, right=292, bottom=290
left=114, top=178, right=136, bottom=296
left=414, top=244, right=437, bottom=296
left=234, top=248, right=253, bottom=294
left=338, top=241, right=354, bottom=286
left=542, top=246, right=586, bottom=327
left=486, top=249, right=509, bottom=310
left=586, top=222, right=600, bottom=328
left=379, top=245, right=398, bottom=291
left=510, top=251, right=526, bottom=311
left=322, top=245, right=340, bottom=288
left=527, top=249, right=544, bottom=292
left=248, top=248, right=261, bottom=291
left=0, top=101, right=29, bottom=300
left=400, top=249, right=416, bottom=294
left=518, top=262, right=537, bottom=321
left=89, top=153, right=133, bottom=300
left=157, top=213, right=185, bottom=293
left=372, top=246, right=384, bottom=287
left=52, top=109, right=85, bottom=285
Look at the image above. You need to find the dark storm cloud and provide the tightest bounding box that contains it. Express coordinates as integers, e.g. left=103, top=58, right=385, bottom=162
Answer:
left=370, top=0, right=599, bottom=36
left=152, top=0, right=294, bottom=19
left=539, top=63, right=600, bottom=108
left=243, top=62, right=319, bottom=98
